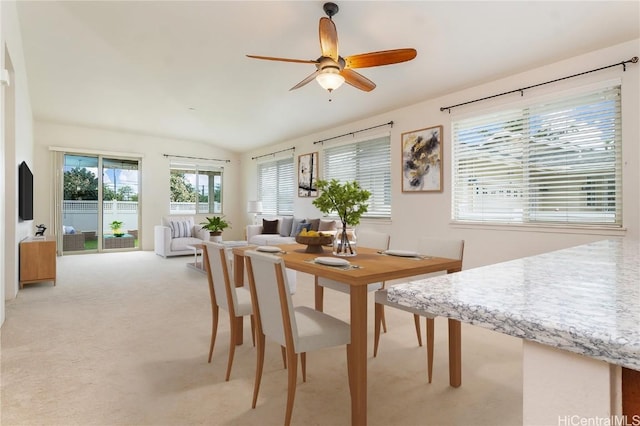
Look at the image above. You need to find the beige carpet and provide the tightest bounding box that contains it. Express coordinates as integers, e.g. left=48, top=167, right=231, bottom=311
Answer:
left=1, top=251, right=523, bottom=425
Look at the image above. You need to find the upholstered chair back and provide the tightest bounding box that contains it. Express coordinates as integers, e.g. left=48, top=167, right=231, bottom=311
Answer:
left=245, top=250, right=297, bottom=350
left=357, top=229, right=390, bottom=252
left=417, top=238, right=465, bottom=262
left=204, top=241, right=237, bottom=311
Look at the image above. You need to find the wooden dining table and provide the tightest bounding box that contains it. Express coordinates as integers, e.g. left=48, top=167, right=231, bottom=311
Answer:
left=232, top=243, right=463, bottom=426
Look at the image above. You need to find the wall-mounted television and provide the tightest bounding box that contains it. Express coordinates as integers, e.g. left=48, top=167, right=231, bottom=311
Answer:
left=19, top=161, right=34, bottom=221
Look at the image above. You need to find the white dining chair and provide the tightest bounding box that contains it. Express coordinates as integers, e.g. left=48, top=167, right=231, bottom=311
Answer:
left=316, top=229, right=391, bottom=331
left=373, top=238, right=465, bottom=383
left=245, top=250, right=351, bottom=426
left=203, top=241, right=255, bottom=381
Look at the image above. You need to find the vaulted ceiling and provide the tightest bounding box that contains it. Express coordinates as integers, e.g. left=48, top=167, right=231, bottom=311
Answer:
left=15, top=1, right=640, bottom=153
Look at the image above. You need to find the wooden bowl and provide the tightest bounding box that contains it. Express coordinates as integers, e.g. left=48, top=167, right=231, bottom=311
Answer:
left=295, top=234, right=333, bottom=253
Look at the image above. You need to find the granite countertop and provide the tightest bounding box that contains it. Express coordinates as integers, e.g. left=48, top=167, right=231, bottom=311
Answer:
left=386, top=239, right=640, bottom=370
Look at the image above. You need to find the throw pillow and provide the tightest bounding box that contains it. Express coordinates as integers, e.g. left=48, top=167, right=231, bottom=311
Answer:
left=280, top=217, right=294, bottom=237
left=262, top=219, right=279, bottom=234
left=170, top=220, right=193, bottom=238
left=290, top=218, right=306, bottom=237
left=294, top=222, right=312, bottom=236
left=306, top=218, right=320, bottom=231
left=318, top=219, right=337, bottom=232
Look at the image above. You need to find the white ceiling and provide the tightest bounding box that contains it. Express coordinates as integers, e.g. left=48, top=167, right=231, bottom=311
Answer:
left=15, top=1, right=640, bottom=153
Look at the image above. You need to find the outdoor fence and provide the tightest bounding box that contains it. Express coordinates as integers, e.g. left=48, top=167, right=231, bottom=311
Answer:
left=63, top=200, right=139, bottom=233
left=63, top=200, right=222, bottom=234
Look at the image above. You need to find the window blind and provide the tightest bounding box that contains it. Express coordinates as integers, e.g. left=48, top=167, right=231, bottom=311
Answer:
left=258, top=157, right=294, bottom=215
left=323, top=135, right=391, bottom=218
left=452, top=85, right=622, bottom=226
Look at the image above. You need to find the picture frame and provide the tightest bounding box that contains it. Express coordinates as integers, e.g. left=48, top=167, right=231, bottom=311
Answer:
left=298, top=152, right=319, bottom=197
left=401, top=125, right=443, bottom=192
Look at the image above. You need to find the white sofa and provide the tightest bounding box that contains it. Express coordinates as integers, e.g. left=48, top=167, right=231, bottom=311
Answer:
left=246, top=216, right=337, bottom=246
left=154, top=215, right=208, bottom=257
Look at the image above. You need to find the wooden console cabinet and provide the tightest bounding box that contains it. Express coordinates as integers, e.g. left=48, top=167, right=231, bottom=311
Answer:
left=19, top=237, right=56, bottom=288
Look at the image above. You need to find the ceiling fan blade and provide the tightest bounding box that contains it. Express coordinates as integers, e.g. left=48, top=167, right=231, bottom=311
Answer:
left=319, top=17, right=338, bottom=61
left=290, top=70, right=320, bottom=91
left=246, top=55, right=317, bottom=65
left=344, top=48, right=417, bottom=69
left=341, top=69, right=376, bottom=92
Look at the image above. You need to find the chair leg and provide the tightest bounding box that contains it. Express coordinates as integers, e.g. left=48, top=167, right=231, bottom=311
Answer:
left=426, top=317, right=434, bottom=383
left=381, top=305, right=387, bottom=333
left=284, top=348, right=298, bottom=426
left=380, top=283, right=387, bottom=333
left=281, top=345, right=287, bottom=369
left=413, top=314, right=423, bottom=347
left=250, top=314, right=256, bottom=347
left=225, top=314, right=238, bottom=381
left=373, top=302, right=383, bottom=357
left=208, top=305, right=219, bottom=363
left=252, top=332, right=266, bottom=408
left=301, top=352, right=307, bottom=383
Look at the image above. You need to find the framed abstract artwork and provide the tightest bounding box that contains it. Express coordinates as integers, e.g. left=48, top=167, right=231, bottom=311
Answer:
left=298, top=152, right=318, bottom=197
left=401, top=125, right=443, bottom=192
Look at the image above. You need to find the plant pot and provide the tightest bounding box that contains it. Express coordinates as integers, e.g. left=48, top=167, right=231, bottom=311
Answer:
left=209, top=231, right=222, bottom=243
left=333, top=227, right=357, bottom=257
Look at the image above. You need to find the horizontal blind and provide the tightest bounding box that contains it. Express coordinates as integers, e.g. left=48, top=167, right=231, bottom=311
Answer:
left=452, top=85, right=622, bottom=226
left=258, top=157, right=294, bottom=215
left=323, top=136, right=391, bottom=218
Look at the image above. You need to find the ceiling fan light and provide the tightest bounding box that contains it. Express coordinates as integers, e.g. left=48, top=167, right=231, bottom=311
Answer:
left=316, top=68, right=345, bottom=92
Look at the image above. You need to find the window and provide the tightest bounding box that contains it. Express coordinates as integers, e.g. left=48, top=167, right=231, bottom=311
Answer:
left=169, top=162, right=223, bottom=214
left=452, top=85, right=622, bottom=227
left=323, top=135, right=391, bottom=218
left=258, top=157, right=294, bottom=215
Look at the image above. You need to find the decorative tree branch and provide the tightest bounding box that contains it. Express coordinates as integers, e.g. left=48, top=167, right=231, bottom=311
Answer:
left=313, top=179, right=370, bottom=255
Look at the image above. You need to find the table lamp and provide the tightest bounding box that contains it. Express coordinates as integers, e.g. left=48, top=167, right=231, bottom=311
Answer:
left=247, top=200, right=263, bottom=225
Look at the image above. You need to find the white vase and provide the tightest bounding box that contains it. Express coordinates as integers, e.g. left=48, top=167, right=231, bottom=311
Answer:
left=210, top=232, right=222, bottom=243
left=333, top=226, right=357, bottom=257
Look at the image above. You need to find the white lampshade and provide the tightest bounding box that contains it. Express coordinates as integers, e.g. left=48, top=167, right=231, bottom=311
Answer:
left=247, top=200, right=263, bottom=214
left=316, top=68, right=345, bottom=92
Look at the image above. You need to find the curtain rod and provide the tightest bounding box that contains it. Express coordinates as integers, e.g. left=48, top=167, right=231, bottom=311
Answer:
left=163, top=154, right=230, bottom=163
left=440, top=56, right=638, bottom=113
left=251, top=147, right=295, bottom=160
left=313, top=121, right=394, bottom=145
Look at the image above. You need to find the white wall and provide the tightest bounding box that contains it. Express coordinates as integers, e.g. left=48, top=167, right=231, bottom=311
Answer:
left=32, top=122, right=244, bottom=249
left=2, top=0, right=36, bottom=315
left=241, top=39, right=640, bottom=269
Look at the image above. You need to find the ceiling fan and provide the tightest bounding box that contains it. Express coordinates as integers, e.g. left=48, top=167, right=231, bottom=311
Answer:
left=246, top=2, right=417, bottom=93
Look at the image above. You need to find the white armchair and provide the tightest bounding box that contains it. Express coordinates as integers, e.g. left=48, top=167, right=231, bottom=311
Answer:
left=154, top=215, right=208, bottom=257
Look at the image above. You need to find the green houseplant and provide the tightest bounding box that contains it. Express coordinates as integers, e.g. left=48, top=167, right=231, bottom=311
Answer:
left=109, top=220, right=124, bottom=237
left=313, top=179, right=371, bottom=256
left=200, top=216, right=231, bottom=241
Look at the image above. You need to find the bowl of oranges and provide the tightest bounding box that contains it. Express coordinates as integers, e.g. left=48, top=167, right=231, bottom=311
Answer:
left=295, top=229, right=333, bottom=253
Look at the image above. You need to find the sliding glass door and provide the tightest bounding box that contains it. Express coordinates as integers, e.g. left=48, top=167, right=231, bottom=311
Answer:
left=102, top=158, right=140, bottom=251
left=59, top=153, right=140, bottom=253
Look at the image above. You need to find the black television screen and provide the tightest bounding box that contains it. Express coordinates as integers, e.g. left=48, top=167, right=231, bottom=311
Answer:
left=19, top=161, right=34, bottom=221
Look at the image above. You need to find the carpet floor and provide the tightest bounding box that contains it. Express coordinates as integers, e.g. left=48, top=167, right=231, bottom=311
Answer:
left=1, top=251, right=522, bottom=425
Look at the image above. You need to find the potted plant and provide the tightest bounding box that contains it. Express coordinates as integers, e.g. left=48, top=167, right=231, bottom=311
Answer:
left=313, top=179, right=370, bottom=256
left=200, top=216, right=231, bottom=242
left=110, top=220, right=124, bottom=237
